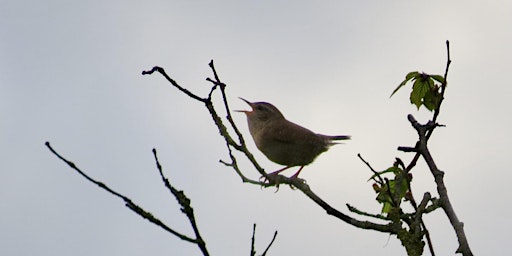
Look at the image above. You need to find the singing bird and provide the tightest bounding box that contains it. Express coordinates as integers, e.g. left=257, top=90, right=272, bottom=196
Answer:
left=237, top=98, right=350, bottom=179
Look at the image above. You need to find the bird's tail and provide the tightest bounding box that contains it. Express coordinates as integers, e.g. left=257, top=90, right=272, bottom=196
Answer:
left=320, top=134, right=351, bottom=147
left=328, top=135, right=351, bottom=140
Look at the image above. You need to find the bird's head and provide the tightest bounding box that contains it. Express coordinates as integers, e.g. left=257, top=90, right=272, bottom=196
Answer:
left=236, top=98, right=285, bottom=123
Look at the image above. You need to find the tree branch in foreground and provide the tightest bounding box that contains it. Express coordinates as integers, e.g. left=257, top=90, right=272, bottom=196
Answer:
left=45, top=142, right=210, bottom=256
left=395, top=41, right=473, bottom=256
left=402, top=115, right=473, bottom=256
left=250, top=223, right=278, bottom=256
left=151, top=148, right=209, bottom=256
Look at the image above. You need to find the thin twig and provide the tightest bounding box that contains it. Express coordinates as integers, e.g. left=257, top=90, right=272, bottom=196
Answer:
left=357, top=153, right=385, bottom=185
left=250, top=224, right=256, bottom=256
left=249, top=223, right=278, bottom=256
left=205, top=61, right=267, bottom=176
left=415, top=193, right=436, bottom=256
left=142, top=66, right=206, bottom=102
left=292, top=179, right=398, bottom=233
left=152, top=148, right=210, bottom=256
left=44, top=142, right=198, bottom=245
left=261, top=230, right=278, bottom=256
left=208, top=61, right=248, bottom=147
left=219, top=145, right=267, bottom=186
left=346, top=204, right=388, bottom=220
left=430, top=40, right=451, bottom=126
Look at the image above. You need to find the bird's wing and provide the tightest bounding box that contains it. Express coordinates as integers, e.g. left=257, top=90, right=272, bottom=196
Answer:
left=265, top=121, right=320, bottom=146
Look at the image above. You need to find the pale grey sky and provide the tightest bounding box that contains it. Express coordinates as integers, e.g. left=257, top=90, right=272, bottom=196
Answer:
left=2, top=1, right=511, bottom=255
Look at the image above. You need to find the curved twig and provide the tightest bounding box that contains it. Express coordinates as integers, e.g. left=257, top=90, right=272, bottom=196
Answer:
left=250, top=223, right=278, bottom=256
left=45, top=142, right=210, bottom=256
left=152, top=148, right=210, bottom=256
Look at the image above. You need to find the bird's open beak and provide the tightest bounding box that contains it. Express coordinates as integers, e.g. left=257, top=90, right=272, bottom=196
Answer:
left=235, top=97, right=253, bottom=114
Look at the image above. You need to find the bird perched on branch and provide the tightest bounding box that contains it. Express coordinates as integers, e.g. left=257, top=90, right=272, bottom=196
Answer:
left=237, top=98, right=350, bottom=179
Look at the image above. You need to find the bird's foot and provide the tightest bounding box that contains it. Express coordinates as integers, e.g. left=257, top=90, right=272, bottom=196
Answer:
left=260, top=173, right=287, bottom=192
left=260, top=172, right=282, bottom=184
left=259, top=173, right=306, bottom=191
left=288, top=175, right=306, bottom=190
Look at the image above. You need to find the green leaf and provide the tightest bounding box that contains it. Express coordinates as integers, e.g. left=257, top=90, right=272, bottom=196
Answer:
left=377, top=179, right=406, bottom=214
left=368, top=166, right=401, bottom=181
left=381, top=202, right=393, bottom=214
left=410, top=78, right=429, bottom=109
left=391, top=72, right=445, bottom=112
left=431, top=74, right=445, bottom=85
left=423, top=86, right=442, bottom=111
left=393, top=177, right=409, bottom=203
left=376, top=189, right=392, bottom=204
left=427, top=75, right=435, bottom=88
left=390, top=71, right=419, bottom=98
left=406, top=71, right=420, bottom=80
left=376, top=183, right=394, bottom=214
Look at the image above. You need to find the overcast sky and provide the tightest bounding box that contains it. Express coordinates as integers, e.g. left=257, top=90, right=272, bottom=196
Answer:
left=2, top=1, right=511, bottom=255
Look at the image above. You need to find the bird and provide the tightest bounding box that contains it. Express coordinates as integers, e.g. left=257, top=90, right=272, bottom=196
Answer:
left=237, top=98, right=350, bottom=179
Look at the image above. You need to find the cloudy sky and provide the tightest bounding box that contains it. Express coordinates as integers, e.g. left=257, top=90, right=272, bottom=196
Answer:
left=2, top=1, right=511, bottom=255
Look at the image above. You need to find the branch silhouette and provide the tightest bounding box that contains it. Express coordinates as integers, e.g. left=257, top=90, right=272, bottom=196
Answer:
left=45, top=142, right=209, bottom=255
left=142, top=62, right=402, bottom=234
left=250, top=223, right=278, bottom=256
left=140, top=41, right=472, bottom=255
left=395, top=41, right=472, bottom=256
left=45, top=142, right=278, bottom=255
left=46, top=41, right=471, bottom=256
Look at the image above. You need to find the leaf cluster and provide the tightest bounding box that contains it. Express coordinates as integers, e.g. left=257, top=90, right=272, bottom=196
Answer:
left=391, top=71, right=445, bottom=111
left=369, top=160, right=411, bottom=216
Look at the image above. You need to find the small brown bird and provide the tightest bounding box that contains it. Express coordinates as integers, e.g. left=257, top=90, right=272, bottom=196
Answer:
left=237, top=98, right=350, bottom=179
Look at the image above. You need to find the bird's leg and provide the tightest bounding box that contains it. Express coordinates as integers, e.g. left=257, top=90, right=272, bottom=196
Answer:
left=269, top=166, right=292, bottom=175
left=290, top=166, right=305, bottom=179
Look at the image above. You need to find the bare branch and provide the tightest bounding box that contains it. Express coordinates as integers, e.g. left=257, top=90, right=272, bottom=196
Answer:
left=415, top=193, right=436, bottom=256
left=291, top=179, right=399, bottom=233
left=45, top=141, right=209, bottom=255
left=249, top=223, right=278, bottom=256
left=261, top=230, right=278, bottom=256
left=429, top=40, right=452, bottom=129
left=346, top=204, right=388, bottom=221
left=250, top=224, right=256, bottom=256
left=405, top=114, right=473, bottom=256
left=151, top=148, right=210, bottom=256
left=207, top=61, right=249, bottom=150
left=357, top=153, right=385, bottom=185
left=205, top=61, right=267, bottom=177
left=142, top=66, right=206, bottom=102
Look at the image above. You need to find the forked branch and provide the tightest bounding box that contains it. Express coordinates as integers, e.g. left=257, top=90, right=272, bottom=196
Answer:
left=397, top=41, right=473, bottom=256
left=45, top=142, right=210, bottom=256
